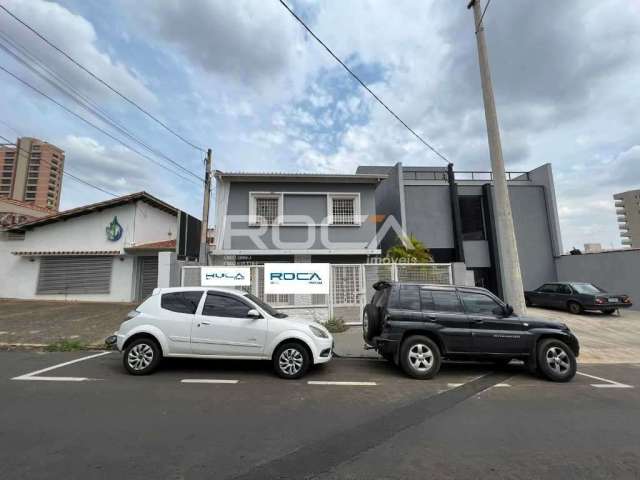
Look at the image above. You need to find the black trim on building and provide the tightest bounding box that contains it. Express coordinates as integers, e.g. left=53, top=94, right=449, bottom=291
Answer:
left=482, top=184, right=503, bottom=299
left=447, top=164, right=465, bottom=262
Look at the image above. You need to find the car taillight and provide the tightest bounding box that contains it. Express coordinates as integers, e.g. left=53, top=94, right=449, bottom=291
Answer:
left=595, top=298, right=605, bottom=304
left=624, top=297, right=632, bottom=304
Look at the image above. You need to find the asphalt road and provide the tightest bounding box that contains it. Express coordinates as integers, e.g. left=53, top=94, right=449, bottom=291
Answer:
left=1, top=351, right=638, bottom=479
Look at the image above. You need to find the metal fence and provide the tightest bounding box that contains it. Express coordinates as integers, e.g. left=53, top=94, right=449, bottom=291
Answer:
left=180, top=263, right=452, bottom=324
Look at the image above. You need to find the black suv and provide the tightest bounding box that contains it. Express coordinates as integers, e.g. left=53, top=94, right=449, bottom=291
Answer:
left=363, top=282, right=579, bottom=382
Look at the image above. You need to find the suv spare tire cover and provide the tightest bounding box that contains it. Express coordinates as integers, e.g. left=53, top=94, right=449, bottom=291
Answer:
left=363, top=303, right=382, bottom=342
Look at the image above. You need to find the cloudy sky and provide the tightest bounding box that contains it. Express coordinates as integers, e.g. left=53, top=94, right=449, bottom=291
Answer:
left=1, top=0, right=639, bottom=252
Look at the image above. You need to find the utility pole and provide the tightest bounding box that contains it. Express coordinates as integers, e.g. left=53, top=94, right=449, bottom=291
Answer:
left=199, top=148, right=212, bottom=266
left=467, top=0, right=527, bottom=314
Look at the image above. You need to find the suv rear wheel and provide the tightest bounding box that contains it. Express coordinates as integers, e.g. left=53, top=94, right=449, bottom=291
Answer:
left=399, top=335, right=441, bottom=379
left=363, top=304, right=382, bottom=343
left=537, top=338, right=576, bottom=382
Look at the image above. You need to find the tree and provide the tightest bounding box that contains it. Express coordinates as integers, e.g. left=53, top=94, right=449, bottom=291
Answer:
left=386, top=235, right=433, bottom=263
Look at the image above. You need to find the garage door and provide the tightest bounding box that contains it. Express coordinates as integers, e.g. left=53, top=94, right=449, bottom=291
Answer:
left=37, top=256, right=113, bottom=294
left=139, top=256, right=158, bottom=300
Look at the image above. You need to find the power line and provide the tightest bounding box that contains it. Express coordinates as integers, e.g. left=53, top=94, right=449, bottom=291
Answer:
left=0, top=62, right=202, bottom=186
left=476, top=0, right=492, bottom=32
left=0, top=4, right=206, bottom=153
left=277, top=0, right=450, bottom=165
left=0, top=32, right=202, bottom=181
left=0, top=134, right=117, bottom=197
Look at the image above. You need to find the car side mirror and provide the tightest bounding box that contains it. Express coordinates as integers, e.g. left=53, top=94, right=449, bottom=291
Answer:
left=247, top=309, right=261, bottom=319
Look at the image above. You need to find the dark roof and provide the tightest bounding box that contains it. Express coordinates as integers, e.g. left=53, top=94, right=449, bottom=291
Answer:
left=8, top=191, right=179, bottom=232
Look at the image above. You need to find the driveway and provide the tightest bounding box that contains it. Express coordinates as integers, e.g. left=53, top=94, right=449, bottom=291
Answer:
left=527, top=307, right=640, bottom=363
left=0, top=299, right=133, bottom=347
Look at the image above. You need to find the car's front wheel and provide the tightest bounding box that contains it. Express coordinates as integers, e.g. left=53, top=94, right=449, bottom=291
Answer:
left=123, top=337, right=161, bottom=375
left=399, top=335, right=441, bottom=379
left=273, top=342, right=311, bottom=379
left=537, top=338, right=576, bottom=382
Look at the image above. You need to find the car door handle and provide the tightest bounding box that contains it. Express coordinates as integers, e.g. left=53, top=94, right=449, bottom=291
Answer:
left=472, top=319, right=484, bottom=324
left=425, top=314, right=436, bottom=321
left=199, top=321, right=212, bottom=327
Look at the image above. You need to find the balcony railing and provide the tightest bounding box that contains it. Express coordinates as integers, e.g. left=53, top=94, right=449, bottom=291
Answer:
left=402, top=170, right=531, bottom=182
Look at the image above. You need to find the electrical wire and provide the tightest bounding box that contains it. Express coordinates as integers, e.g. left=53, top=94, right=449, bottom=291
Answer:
left=0, top=134, right=117, bottom=198
left=0, top=4, right=206, bottom=154
left=277, top=0, right=451, bottom=165
left=0, top=32, right=202, bottom=181
left=0, top=63, right=202, bottom=187
left=476, top=0, right=492, bottom=32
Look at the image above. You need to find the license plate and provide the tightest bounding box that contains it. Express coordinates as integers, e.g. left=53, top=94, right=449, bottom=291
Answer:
left=608, top=298, right=619, bottom=303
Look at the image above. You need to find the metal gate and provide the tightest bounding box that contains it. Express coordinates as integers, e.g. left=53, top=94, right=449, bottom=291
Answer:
left=138, top=256, right=159, bottom=300
left=37, top=256, right=113, bottom=294
left=179, top=263, right=452, bottom=324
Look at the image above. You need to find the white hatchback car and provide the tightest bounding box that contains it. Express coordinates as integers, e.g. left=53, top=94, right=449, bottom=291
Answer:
left=107, top=287, right=334, bottom=379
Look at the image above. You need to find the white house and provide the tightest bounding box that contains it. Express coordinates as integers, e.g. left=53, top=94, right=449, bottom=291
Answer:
left=0, top=192, right=195, bottom=303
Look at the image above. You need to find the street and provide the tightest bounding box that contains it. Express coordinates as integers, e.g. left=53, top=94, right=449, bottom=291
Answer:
left=1, top=351, right=638, bottom=479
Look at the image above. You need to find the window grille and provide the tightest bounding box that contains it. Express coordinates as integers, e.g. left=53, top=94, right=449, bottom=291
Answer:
left=255, top=197, right=279, bottom=224
left=331, top=197, right=355, bottom=225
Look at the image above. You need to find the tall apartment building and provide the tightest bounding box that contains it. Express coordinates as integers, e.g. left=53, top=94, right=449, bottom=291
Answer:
left=614, top=189, right=640, bottom=248
left=0, top=137, right=64, bottom=211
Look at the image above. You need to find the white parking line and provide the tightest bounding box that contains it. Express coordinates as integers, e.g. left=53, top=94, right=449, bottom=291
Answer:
left=307, top=381, right=377, bottom=386
left=181, top=379, right=239, bottom=384
left=12, top=351, right=110, bottom=382
left=577, top=371, right=633, bottom=389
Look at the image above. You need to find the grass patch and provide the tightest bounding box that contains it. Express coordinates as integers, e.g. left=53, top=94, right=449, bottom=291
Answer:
left=45, top=339, right=87, bottom=352
left=323, top=316, right=349, bottom=333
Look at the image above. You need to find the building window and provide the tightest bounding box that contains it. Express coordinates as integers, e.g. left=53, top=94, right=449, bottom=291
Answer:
left=250, top=193, right=281, bottom=225
left=458, top=196, right=485, bottom=241
left=329, top=194, right=359, bottom=225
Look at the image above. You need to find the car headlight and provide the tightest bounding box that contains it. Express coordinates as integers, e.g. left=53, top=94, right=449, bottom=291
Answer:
left=309, top=324, right=329, bottom=339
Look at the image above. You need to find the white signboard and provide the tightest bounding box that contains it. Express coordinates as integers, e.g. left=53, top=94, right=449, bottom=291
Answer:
left=264, top=263, right=331, bottom=295
left=201, top=267, right=251, bottom=287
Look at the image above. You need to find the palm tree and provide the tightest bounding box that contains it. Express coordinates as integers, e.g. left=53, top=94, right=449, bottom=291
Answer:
left=387, top=234, right=433, bottom=263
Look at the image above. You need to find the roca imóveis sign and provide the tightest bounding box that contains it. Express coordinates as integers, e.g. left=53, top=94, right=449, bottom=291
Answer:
left=264, top=263, right=331, bottom=295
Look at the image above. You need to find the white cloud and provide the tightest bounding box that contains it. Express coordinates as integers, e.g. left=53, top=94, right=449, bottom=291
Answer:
left=1, top=0, right=156, bottom=107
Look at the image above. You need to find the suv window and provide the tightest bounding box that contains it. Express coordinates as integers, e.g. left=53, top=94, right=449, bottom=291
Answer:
left=420, top=289, right=435, bottom=311
left=161, top=291, right=203, bottom=314
left=460, top=291, right=501, bottom=316
left=203, top=293, right=251, bottom=318
left=431, top=290, right=463, bottom=313
left=397, top=285, right=420, bottom=311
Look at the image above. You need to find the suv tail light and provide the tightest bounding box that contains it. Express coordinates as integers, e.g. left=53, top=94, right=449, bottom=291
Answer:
left=595, top=297, right=605, bottom=305
left=623, top=297, right=632, bottom=304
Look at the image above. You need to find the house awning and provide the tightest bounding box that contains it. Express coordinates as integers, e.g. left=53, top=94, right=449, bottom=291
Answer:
left=11, top=250, right=121, bottom=256
left=124, top=239, right=176, bottom=252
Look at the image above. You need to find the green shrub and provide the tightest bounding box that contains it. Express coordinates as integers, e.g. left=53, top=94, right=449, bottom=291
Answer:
left=45, top=339, right=86, bottom=352
left=323, top=316, right=349, bottom=333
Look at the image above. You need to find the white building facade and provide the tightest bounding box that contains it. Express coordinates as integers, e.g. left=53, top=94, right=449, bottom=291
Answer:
left=0, top=192, right=185, bottom=303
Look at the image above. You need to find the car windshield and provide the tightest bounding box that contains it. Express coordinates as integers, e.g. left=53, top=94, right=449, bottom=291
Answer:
left=571, top=283, right=604, bottom=294
left=243, top=292, right=288, bottom=318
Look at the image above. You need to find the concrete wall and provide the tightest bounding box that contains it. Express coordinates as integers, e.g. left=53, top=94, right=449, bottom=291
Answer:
left=509, top=185, right=558, bottom=290
left=370, top=163, right=405, bottom=252
left=404, top=185, right=453, bottom=249
left=556, top=250, right=640, bottom=310
left=132, top=200, right=177, bottom=246
left=220, top=182, right=379, bottom=253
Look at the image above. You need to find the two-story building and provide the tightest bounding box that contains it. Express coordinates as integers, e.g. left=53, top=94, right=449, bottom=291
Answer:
left=212, top=171, right=386, bottom=265
left=357, top=162, right=563, bottom=295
